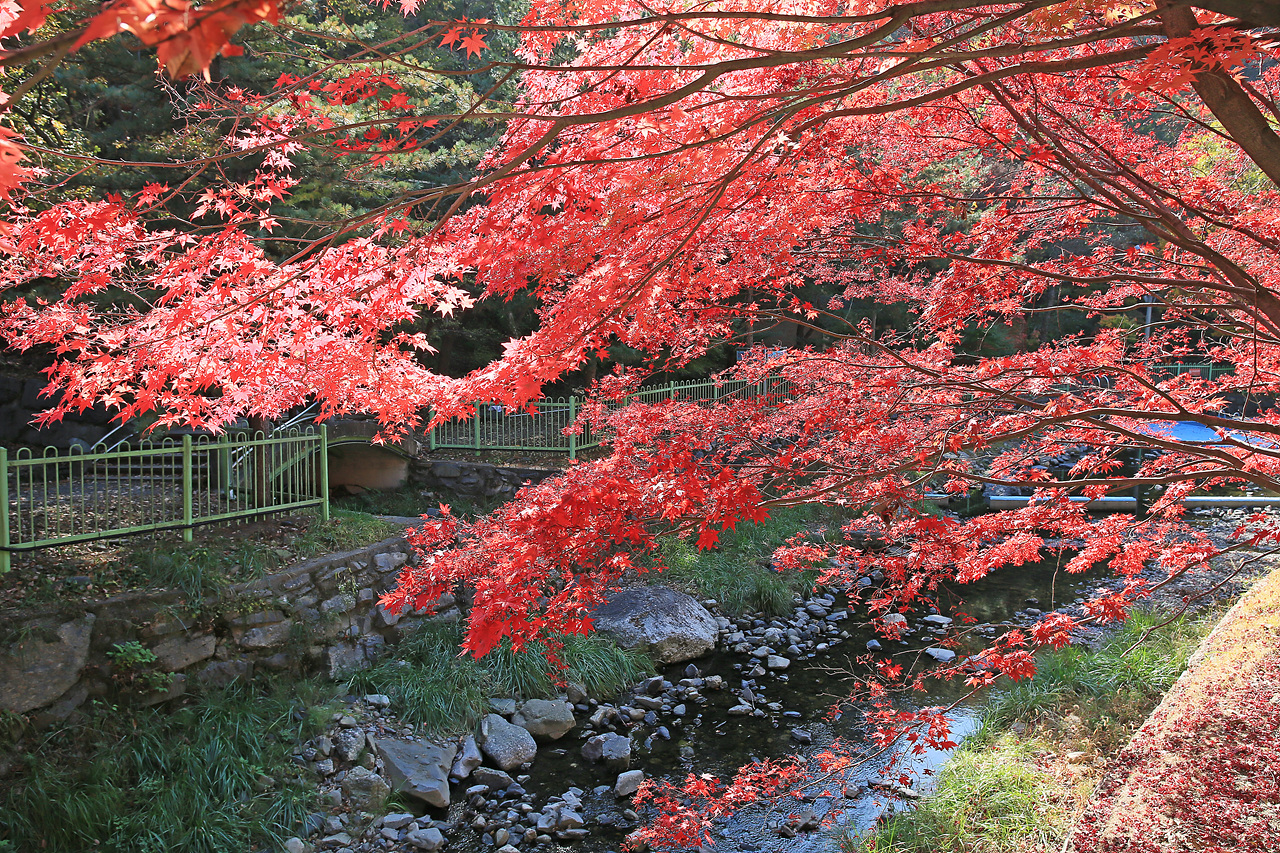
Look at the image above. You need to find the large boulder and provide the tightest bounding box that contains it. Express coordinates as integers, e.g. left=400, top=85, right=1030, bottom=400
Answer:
left=512, top=699, right=576, bottom=741
left=374, top=738, right=458, bottom=808
left=0, top=615, right=95, bottom=714
left=477, top=713, right=538, bottom=771
left=590, top=587, right=717, bottom=664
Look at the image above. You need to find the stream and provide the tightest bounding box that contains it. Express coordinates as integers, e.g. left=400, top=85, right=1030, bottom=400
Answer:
left=491, top=556, right=1104, bottom=853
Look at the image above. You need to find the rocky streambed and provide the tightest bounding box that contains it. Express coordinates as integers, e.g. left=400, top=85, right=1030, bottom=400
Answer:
left=281, top=553, right=1114, bottom=853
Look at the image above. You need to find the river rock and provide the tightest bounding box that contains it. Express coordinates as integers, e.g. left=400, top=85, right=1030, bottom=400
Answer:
left=513, top=698, right=576, bottom=740
left=582, top=733, right=632, bottom=770
left=450, top=735, right=483, bottom=780
left=340, top=766, right=390, bottom=812
left=0, top=614, right=95, bottom=714
left=375, top=738, right=458, bottom=808
left=615, top=769, right=644, bottom=797
left=478, top=713, right=538, bottom=770
left=921, top=614, right=953, bottom=626
left=406, top=826, right=445, bottom=850
left=766, top=655, right=791, bottom=670
left=590, top=587, right=718, bottom=663
left=925, top=648, right=956, bottom=663
left=472, top=766, right=514, bottom=789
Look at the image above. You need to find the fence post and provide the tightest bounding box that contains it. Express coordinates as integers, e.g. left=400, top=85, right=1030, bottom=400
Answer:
left=0, top=446, right=9, bottom=574
left=319, top=425, right=331, bottom=522
left=428, top=410, right=437, bottom=452
left=474, top=402, right=482, bottom=456
left=181, top=434, right=193, bottom=543
left=568, top=395, right=578, bottom=460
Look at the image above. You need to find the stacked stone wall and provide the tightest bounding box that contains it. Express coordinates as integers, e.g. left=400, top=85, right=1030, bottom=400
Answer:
left=0, top=533, right=458, bottom=725
left=408, top=459, right=560, bottom=498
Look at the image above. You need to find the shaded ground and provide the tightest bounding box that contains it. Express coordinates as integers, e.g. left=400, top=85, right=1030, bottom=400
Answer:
left=1065, top=563, right=1280, bottom=853
left=0, top=511, right=400, bottom=611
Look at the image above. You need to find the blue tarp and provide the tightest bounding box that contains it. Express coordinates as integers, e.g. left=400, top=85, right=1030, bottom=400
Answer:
left=1136, top=420, right=1276, bottom=448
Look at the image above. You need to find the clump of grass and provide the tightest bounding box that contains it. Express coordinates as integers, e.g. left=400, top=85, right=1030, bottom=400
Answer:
left=0, top=680, right=335, bottom=853
left=978, top=609, right=1214, bottom=749
left=290, top=509, right=402, bottom=558
left=859, top=734, right=1089, bottom=853
left=348, top=621, right=651, bottom=734
left=656, top=504, right=831, bottom=615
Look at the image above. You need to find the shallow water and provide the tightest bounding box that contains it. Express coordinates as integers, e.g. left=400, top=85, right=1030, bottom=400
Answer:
left=502, top=557, right=1100, bottom=852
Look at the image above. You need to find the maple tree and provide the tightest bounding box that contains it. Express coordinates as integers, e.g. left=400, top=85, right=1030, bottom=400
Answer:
left=7, top=0, right=1280, bottom=845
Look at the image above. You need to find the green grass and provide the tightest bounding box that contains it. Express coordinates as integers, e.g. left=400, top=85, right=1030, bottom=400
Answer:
left=116, top=510, right=399, bottom=603
left=976, top=609, right=1213, bottom=750
left=288, top=509, right=402, bottom=558
left=0, top=680, right=336, bottom=853
left=656, top=504, right=836, bottom=615
left=853, top=610, right=1217, bottom=853
left=348, top=621, right=652, bottom=733
left=857, top=734, right=1085, bottom=853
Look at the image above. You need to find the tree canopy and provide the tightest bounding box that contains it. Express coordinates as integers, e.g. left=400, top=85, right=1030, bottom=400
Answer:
left=5, top=2, right=1280, bottom=844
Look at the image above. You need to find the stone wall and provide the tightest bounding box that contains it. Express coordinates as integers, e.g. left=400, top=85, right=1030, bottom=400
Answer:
left=409, top=458, right=561, bottom=498
left=0, top=533, right=458, bottom=726
left=0, top=376, right=115, bottom=448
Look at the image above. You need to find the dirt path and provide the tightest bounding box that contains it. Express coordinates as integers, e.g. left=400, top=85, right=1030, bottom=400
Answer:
left=1065, top=563, right=1280, bottom=853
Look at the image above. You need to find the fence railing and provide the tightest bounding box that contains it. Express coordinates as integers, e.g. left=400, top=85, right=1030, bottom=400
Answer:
left=1148, top=363, right=1235, bottom=381
left=425, top=376, right=800, bottom=459
left=0, top=427, right=329, bottom=572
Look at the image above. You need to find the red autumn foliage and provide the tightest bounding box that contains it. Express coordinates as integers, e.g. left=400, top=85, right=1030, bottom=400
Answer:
left=5, top=1, right=1280, bottom=845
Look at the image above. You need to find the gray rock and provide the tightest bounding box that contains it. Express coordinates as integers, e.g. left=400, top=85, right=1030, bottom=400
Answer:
left=0, top=614, right=95, bottom=714
left=590, top=587, right=718, bottom=664
left=340, top=766, right=390, bottom=812
left=450, top=735, right=483, bottom=780
left=581, top=733, right=632, bottom=770
left=335, top=729, right=366, bottom=763
left=925, top=648, right=957, bottom=663
left=375, top=738, right=458, bottom=808
left=922, top=614, right=953, bottom=626
left=405, top=826, right=446, bottom=850
left=283, top=837, right=309, bottom=853
left=614, top=770, right=644, bottom=797
left=513, top=699, right=576, bottom=741
left=766, top=655, right=791, bottom=670
left=152, top=633, right=216, bottom=671
left=488, top=697, right=518, bottom=716
left=472, top=766, right=514, bottom=789
left=477, top=714, right=538, bottom=770
left=196, top=659, right=252, bottom=688
left=866, top=639, right=883, bottom=651
left=383, top=813, right=415, bottom=830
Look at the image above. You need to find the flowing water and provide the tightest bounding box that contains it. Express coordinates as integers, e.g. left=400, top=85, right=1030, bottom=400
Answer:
left=485, top=557, right=1103, bottom=852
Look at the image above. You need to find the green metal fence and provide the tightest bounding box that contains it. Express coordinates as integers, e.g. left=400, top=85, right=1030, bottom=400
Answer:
left=0, top=427, right=329, bottom=572
left=1149, top=363, right=1235, bottom=381
left=425, top=376, right=800, bottom=459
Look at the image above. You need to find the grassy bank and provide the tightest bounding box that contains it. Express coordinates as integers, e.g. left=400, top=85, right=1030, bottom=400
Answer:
left=348, top=621, right=652, bottom=733
left=1, top=509, right=401, bottom=611
left=853, top=609, right=1218, bottom=853
left=0, top=680, right=335, bottom=853
left=656, top=504, right=842, bottom=615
